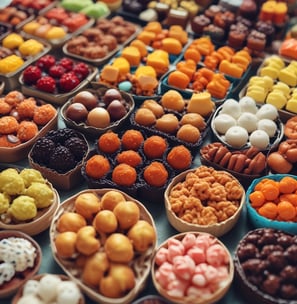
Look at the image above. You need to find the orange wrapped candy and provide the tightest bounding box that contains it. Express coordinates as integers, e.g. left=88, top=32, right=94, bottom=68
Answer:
left=143, top=161, right=168, bottom=187
left=112, top=163, right=137, bottom=187
left=219, top=60, right=244, bottom=78
left=98, top=131, right=121, bottom=154
left=167, top=145, right=192, bottom=170
left=85, top=154, right=111, bottom=179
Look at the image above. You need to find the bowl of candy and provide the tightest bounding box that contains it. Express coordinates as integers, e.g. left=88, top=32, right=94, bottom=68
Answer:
left=152, top=231, right=234, bottom=304
left=0, top=167, right=60, bottom=236
left=0, top=230, right=42, bottom=298
left=11, top=273, right=85, bottom=304
left=164, top=165, right=245, bottom=237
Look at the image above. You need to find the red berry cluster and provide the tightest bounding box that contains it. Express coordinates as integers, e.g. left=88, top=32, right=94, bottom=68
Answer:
left=22, top=55, right=91, bottom=94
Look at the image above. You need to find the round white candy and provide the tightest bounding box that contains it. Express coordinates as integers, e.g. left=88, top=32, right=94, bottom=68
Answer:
left=238, top=96, right=258, bottom=114
left=220, top=99, right=241, bottom=119
left=250, top=130, right=270, bottom=150
left=213, top=113, right=237, bottom=134
left=237, top=112, right=258, bottom=133
left=256, top=104, right=278, bottom=120
left=225, top=126, right=249, bottom=148
left=22, top=279, right=40, bottom=296
left=57, top=281, right=81, bottom=304
left=257, top=119, right=277, bottom=137
left=38, top=274, right=62, bottom=302
left=17, top=295, right=42, bottom=304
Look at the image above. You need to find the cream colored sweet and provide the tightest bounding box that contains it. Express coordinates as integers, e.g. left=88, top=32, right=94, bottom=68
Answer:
left=224, top=126, right=249, bottom=148
left=213, top=113, right=237, bottom=134
left=220, top=98, right=241, bottom=119
left=237, top=112, right=258, bottom=133
left=249, top=130, right=270, bottom=150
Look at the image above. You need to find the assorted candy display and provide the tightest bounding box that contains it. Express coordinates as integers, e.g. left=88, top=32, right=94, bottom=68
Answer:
left=0, top=0, right=297, bottom=303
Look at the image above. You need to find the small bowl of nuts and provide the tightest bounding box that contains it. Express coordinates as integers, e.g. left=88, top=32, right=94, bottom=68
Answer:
left=164, top=165, right=245, bottom=237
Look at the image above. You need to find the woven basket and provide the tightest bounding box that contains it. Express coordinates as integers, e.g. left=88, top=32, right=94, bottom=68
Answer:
left=11, top=274, right=85, bottom=304
left=151, top=231, right=234, bottom=304
left=164, top=168, right=245, bottom=237
left=0, top=182, right=60, bottom=236
left=0, top=230, right=42, bottom=299
left=49, top=188, right=157, bottom=304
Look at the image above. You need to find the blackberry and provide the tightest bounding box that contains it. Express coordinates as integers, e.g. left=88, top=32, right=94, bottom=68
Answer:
left=64, top=137, right=88, bottom=160
left=31, top=137, right=55, bottom=165
left=49, top=145, right=76, bottom=173
left=46, top=128, right=78, bottom=144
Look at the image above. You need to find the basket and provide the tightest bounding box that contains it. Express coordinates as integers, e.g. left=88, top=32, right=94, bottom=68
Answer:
left=246, top=174, right=297, bottom=234
left=49, top=188, right=157, bottom=304
left=151, top=231, right=234, bottom=304
left=164, top=167, right=245, bottom=237
left=11, top=273, right=85, bottom=304
left=0, top=182, right=59, bottom=236
left=0, top=230, right=42, bottom=299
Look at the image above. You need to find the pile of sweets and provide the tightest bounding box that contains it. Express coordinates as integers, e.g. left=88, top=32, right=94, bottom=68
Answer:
left=17, top=274, right=82, bottom=304
left=0, top=236, right=37, bottom=285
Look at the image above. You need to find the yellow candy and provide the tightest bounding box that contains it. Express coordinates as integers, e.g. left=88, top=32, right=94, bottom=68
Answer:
left=18, top=39, right=44, bottom=56
left=9, top=195, right=37, bottom=221
left=2, top=33, right=24, bottom=49
left=0, top=55, right=24, bottom=74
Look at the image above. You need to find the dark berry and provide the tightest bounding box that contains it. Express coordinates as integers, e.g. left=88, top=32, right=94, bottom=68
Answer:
left=72, top=62, right=89, bottom=80
left=48, top=65, right=66, bottom=78
left=36, top=55, right=56, bottom=71
left=31, top=137, right=55, bottom=165
left=46, top=128, right=78, bottom=144
left=59, top=57, right=74, bottom=71
left=36, top=76, right=56, bottom=93
left=23, top=66, right=42, bottom=85
left=49, top=145, right=76, bottom=173
left=64, top=136, right=88, bottom=160
left=59, top=72, right=80, bottom=92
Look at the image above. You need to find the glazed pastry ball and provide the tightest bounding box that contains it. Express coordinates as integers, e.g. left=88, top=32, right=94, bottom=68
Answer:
left=134, top=108, right=156, bottom=126
left=155, top=113, right=179, bottom=134
left=177, top=124, right=201, bottom=143
left=160, top=90, right=185, bottom=112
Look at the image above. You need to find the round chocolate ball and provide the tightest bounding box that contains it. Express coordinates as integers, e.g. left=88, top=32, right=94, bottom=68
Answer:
left=103, top=88, right=122, bottom=106
left=72, top=90, right=98, bottom=110
left=66, top=102, right=88, bottom=123
left=107, top=99, right=127, bottom=120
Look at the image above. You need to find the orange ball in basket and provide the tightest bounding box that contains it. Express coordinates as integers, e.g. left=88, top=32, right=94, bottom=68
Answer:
left=98, top=131, right=121, bottom=154
left=143, top=135, right=167, bottom=159
left=143, top=161, right=169, bottom=187
left=112, top=163, right=137, bottom=187
left=85, top=154, right=111, bottom=179
left=121, top=129, right=144, bottom=150
left=167, top=145, right=192, bottom=170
